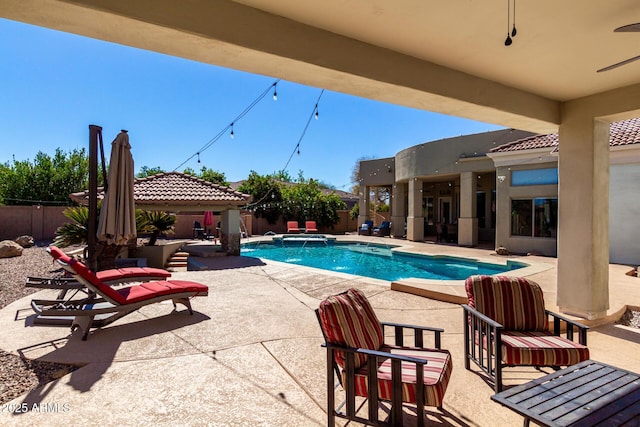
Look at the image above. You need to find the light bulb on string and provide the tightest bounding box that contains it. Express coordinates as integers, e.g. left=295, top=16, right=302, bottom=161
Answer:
left=315, top=105, right=319, bottom=120
left=230, top=123, right=235, bottom=139
left=197, top=152, right=201, bottom=164
left=273, top=83, right=278, bottom=101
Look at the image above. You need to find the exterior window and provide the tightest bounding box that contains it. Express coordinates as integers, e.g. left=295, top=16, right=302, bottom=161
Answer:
left=511, top=168, right=558, bottom=186
left=534, top=198, right=557, bottom=237
left=423, top=197, right=434, bottom=223
left=511, top=198, right=558, bottom=238
left=476, top=192, right=486, bottom=228
left=511, top=200, right=532, bottom=236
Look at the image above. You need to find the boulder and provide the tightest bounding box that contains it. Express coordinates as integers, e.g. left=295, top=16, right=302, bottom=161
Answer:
left=496, top=246, right=510, bottom=256
left=14, top=235, right=34, bottom=248
left=0, top=240, right=23, bottom=258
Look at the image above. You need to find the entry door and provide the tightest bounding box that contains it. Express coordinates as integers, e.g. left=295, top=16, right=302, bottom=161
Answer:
left=440, top=197, right=451, bottom=224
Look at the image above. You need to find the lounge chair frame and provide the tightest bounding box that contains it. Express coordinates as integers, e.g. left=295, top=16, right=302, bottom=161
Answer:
left=316, top=310, right=447, bottom=427
left=30, top=248, right=207, bottom=340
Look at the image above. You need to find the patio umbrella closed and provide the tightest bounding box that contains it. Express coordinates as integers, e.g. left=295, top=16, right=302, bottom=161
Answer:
left=97, top=131, right=136, bottom=246
left=203, top=211, right=213, bottom=229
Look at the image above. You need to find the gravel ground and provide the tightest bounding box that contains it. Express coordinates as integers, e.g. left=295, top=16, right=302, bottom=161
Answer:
left=0, top=244, right=639, bottom=406
left=0, top=243, right=80, bottom=405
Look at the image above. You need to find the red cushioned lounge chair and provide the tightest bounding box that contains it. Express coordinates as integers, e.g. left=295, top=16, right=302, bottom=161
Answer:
left=30, top=247, right=208, bottom=340
left=287, top=221, right=301, bottom=233
left=462, top=275, right=589, bottom=393
left=26, top=246, right=172, bottom=299
left=304, top=220, right=318, bottom=233
left=316, top=288, right=453, bottom=427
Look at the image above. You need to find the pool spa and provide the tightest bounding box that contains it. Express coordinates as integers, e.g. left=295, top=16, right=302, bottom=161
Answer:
left=241, top=239, right=527, bottom=282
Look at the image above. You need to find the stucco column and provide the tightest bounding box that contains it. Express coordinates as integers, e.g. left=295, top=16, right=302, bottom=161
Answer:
left=357, top=185, right=370, bottom=227
left=391, top=182, right=407, bottom=237
left=458, top=171, right=478, bottom=246
left=557, top=117, right=609, bottom=319
left=407, top=178, right=424, bottom=241
left=220, top=209, right=241, bottom=256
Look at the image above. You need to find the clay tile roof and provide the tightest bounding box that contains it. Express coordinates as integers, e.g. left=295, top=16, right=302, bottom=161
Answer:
left=134, top=172, right=251, bottom=204
left=71, top=172, right=251, bottom=207
left=490, top=117, right=640, bottom=153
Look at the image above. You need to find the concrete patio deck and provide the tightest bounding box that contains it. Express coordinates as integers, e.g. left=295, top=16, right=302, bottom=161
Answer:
left=1, top=238, right=639, bottom=426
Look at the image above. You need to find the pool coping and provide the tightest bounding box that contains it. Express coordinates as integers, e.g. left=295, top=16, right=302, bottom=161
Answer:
left=240, top=234, right=555, bottom=304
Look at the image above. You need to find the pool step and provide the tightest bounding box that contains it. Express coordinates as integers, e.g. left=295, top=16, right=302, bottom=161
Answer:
left=166, top=251, right=189, bottom=271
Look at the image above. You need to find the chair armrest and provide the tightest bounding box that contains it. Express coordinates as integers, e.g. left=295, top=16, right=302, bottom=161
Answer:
left=322, top=342, right=427, bottom=365
left=546, top=310, right=589, bottom=345
left=322, top=341, right=429, bottom=424
left=381, top=321, right=444, bottom=349
left=462, top=304, right=504, bottom=329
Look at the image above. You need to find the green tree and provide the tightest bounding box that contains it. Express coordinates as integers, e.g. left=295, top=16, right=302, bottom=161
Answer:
left=0, top=148, right=89, bottom=205
left=137, top=166, right=165, bottom=178
left=238, top=171, right=283, bottom=224
left=281, top=175, right=346, bottom=228
left=198, top=166, right=229, bottom=186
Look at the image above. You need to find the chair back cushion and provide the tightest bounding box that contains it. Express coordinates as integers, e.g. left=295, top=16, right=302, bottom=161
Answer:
left=465, top=275, right=548, bottom=331
left=318, top=288, right=384, bottom=369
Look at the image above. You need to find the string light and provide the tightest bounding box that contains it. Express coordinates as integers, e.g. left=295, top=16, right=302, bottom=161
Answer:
left=315, top=105, right=319, bottom=120
left=230, top=123, right=235, bottom=139
left=197, top=152, right=201, bottom=164
left=273, top=82, right=278, bottom=101
left=173, top=79, right=280, bottom=171
left=282, top=89, right=325, bottom=172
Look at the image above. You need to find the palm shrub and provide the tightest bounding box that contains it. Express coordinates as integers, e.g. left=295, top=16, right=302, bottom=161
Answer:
left=140, top=211, right=176, bottom=246
left=53, top=206, right=91, bottom=248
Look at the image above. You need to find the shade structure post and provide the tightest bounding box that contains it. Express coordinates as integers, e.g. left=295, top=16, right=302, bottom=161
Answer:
left=87, top=125, right=102, bottom=272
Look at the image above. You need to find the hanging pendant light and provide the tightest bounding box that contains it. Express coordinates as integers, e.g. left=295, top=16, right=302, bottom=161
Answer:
left=504, top=0, right=512, bottom=45
left=511, top=0, right=517, bottom=37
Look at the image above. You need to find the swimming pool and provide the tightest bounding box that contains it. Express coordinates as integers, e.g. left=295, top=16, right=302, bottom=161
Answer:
left=241, top=241, right=527, bottom=281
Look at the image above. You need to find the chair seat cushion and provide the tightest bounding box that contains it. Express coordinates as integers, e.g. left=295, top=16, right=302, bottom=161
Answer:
left=345, top=347, right=453, bottom=408
left=501, top=331, right=590, bottom=366
left=97, top=267, right=171, bottom=282
left=117, top=280, right=209, bottom=304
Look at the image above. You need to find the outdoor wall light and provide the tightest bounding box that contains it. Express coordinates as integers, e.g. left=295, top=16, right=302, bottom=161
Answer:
left=497, top=175, right=507, bottom=183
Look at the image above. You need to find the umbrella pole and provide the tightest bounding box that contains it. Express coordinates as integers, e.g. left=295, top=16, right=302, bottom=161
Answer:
left=88, top=125, right=102, bottom=271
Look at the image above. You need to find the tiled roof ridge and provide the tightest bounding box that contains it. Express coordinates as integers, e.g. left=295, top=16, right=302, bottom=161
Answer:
left=491, top=117, right=640, bottom=153
left=137, top=171, right=251, bottom=198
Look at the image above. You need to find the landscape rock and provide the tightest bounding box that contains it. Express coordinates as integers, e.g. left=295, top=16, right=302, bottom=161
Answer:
left=0, top=240, right=23, bottom=258
left=496, top=246, right=510, bottom=256
left=14, top=235, right=34, bottom=248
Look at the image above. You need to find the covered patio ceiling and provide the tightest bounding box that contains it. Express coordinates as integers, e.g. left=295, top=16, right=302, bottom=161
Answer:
left=2, top=0, right=639, bottom=319
left=1, top=0, right=639, bottom=133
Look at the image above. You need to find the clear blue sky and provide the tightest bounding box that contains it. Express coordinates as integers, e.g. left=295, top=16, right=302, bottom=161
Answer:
left=0, top=18, right=503, bottom=191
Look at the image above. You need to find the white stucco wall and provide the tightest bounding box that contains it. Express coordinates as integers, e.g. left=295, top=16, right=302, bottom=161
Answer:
left=609, top=163, right=640, bottom=266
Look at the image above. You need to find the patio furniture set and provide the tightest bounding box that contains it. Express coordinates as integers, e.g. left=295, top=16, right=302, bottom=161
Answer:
left=287, top=220, right=319, bottom=233
left=315, top=275, right=636, bottom=426
left=24, top=247, right=638, bottom=425
left=358, top=220, right=391, bottom=237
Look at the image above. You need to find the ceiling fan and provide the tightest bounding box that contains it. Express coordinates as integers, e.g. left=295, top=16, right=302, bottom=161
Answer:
left=597, top=23, right=640, bottom=72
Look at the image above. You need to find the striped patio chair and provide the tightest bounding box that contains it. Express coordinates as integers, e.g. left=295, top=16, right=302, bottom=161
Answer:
left=316, top=288, right=453, bottom=427
left=462, top=275, right=590, bottom=393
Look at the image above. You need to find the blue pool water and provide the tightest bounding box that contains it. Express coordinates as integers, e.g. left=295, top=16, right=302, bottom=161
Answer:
left=241, top=241, right=527, bottom=281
